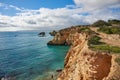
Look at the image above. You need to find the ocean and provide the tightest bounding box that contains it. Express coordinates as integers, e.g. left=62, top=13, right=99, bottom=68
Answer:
left=0, top=31, right=69, bottom=80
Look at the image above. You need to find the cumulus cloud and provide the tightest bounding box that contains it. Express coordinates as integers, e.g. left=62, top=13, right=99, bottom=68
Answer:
left=0, top=7, right=90, bottom=31
left=74, top=0, right=120, bottom=10
left=0, top=0, right=120, bottom=31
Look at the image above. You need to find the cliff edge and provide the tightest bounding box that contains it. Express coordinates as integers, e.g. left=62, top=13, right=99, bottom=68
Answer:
left=48, top=20, right=120, bottom=80
left=57, top=32, right=120, bottom=80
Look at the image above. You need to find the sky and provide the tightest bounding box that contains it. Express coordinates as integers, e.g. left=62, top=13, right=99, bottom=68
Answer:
left=0, top=0, right=120, bottom=31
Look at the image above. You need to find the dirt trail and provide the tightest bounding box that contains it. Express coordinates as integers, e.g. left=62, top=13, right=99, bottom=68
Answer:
left=90, top=27, right=120, bottom=47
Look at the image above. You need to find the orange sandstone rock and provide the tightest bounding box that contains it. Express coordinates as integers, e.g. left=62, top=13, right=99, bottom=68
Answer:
left=57, top=33, right=120, bottom=80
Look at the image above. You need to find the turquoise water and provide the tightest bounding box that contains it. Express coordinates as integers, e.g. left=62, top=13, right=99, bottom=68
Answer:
left=0, top=31, right=69, bottom=80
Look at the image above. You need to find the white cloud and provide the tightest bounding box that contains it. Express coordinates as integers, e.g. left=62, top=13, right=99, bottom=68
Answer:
left=0, top=1, right=120, bottom=31
left=74, top=0, right=120, bottom=10
left=0, top=2, right=23, bottom=11
left=9, top=5, right=22, bottom=11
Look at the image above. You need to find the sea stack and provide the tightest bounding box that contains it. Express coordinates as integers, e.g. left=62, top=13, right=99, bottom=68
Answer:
left=38, top=32, right=45, bottom=37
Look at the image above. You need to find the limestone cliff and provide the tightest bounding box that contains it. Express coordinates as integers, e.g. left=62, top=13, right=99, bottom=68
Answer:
left=47, top=26, right=92, bottom=45
left=47, top=26, right=78, bottom=45
left=48, top=20, right=120, bottom=80
left=57, top=32, right=120, bottom=80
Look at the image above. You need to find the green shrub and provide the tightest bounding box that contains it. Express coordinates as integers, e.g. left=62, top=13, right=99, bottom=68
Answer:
left=90, top=45, right=120, bottom=53
left=92, top=20, right=111, bottom=27
left=88, top=35, right=104, bottom=45
left=98, top=27, right=120, bottom=34
left=111, top=46, right=120, bottom=53
left=108, top=19, right=120, bottom=24
left=78, top=27, right=96, bottom=35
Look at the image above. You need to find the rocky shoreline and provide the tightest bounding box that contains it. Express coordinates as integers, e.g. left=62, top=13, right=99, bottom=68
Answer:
left=47, top=26, right=90, bottom=46
left=47, top=19, right=120, bottom=80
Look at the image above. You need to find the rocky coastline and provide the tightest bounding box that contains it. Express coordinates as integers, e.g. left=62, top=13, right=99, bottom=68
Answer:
left=48, top=19, right=120, bottom=80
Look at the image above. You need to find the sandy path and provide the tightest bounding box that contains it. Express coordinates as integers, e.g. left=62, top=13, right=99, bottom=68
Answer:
left=90, top=27, right=120, bottom=47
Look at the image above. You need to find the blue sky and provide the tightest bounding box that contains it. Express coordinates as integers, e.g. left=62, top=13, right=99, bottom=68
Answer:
left=0, top=0, right=74, bottom=9
left=0, top=0, right=120, bottom=31
left=0, top=0, right=74, bottom=16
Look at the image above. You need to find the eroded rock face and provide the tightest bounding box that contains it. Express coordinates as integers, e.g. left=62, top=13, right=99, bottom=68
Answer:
left=49, top=30, right=57, bottom=36
left=57, top=33, right=120, bottom=80
left=47, top=25, right=120, bottom=80
left=47, top=27, right=78, bottom=45
left=47, top=32, right=67, bottom=45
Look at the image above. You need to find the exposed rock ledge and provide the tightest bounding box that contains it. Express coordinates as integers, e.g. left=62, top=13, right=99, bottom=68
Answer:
left=57, top=33, right=120, bottom=80
left=47, top=26, right=90, bottom=45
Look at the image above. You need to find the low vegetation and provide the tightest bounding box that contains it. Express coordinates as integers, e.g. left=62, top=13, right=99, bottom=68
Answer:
left=92, top=19, right=120, bottom=27
left=90, top=45, right=120, bottom=53
left=92, top=20, right=111, bottom=27
left=98, top=26, right=120, bottom=34
left=88, top=35, right=120, bottom=53
left=108, top=19, right=120, bottom=24
left=78, top=27, right=96, bottom=35
left=88, top=35, right=104, bottom=45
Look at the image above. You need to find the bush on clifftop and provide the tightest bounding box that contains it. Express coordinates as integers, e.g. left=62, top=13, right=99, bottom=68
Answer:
left=88, top=35, right=104, bottom=46
left=108, top=19, right=120, bottom=24
left=92, top=20, right=111, bottom=27
left=98, top=26, right=120, bottom=34
left=78, top=27, right=96, bottom=35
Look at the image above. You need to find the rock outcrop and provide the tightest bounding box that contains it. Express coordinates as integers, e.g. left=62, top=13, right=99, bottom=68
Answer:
left=38, top=32, right=45, bottom=37
left=47, top=20, right=120, bottom=80
left=47, top=26, right=92, bottom=45
left=49, top=30, right=57, bottom=36
left=47, top=27, right=77, bottom=45
left=57, top=32, right=120, bottom=80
